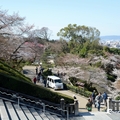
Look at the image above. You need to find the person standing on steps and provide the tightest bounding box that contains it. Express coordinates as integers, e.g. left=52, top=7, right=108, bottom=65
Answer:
left=102, top=91, right=108, bottom=109
left=91, top=90, right=96, bottom=107
left=95, top=92, right=103, bottom=111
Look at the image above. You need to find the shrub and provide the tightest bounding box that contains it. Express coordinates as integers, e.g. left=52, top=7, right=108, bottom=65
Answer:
left=93, top=61, right=102, bottom=67
left=0, top=74, right=73, bottom=104
left=115, top=96, right=120, bottom=100
left=69, top=77, right=85, bottom=86
left=69, top=77, right=78, bottom=85
left=66, top=84, right=92, bottom=97
left=0, top=61, right=74, bottom=104
left=103, top=46, right=110, bottom=52
left=42, top=68, right=52, bottom=79
left=88, top=50, right=104, bottom=56
left=69, top=77, right=98, bottom=93
left=107, top=74, right=117, bottom=82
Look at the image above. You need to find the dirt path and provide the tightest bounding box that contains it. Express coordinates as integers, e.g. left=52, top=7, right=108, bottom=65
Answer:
left=23, top=65, right=105, bottom=112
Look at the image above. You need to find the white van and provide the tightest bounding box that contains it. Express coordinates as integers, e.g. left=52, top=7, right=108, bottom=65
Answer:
left=46, top=76, right=63, bottom=90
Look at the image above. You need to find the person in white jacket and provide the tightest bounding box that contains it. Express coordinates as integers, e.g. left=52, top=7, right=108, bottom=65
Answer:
left=95, top=92, right=103, bottom=111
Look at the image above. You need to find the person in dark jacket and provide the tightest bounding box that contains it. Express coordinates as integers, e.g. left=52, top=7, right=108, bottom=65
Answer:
left=102, top=92, right=108, bottom=107
left=95, top=92, right=103, bottom=111
left=35, top=66, right=38, bottom=75
left=91, top=90, right=96, bottom=107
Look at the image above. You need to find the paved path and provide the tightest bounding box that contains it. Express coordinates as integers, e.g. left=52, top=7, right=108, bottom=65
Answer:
left=23, top=65, right=105, bottom=112
left=23, top=66, right=120, bottom=120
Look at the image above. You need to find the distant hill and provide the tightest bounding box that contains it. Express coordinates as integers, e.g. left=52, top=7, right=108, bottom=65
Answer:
left=100, top=35, right=120, bottom=41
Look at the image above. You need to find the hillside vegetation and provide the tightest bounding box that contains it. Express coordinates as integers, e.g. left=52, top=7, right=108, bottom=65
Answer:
left=0, top=61, right=74, bottom=103
left=0, top=8, right=120, bottom=100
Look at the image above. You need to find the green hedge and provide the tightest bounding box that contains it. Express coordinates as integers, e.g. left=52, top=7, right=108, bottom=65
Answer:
left=66, top=84, right=92, bottom=97
left=115, top=96, right=120, bottom=100
left=0, top=61, right=74, bottom=104
left=0, top=74, right=74, bottom=104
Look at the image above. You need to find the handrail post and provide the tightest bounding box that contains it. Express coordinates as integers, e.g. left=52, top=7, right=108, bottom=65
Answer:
left=107, top=97, right=112, bottom=113
left=60, top=98, right=65, bottom=115
left=67, top=109, right=69, bottom=120
left=74, top=99, right=79, bottom=115
left=18, top=97, right=20, bottom=109
left=42, top=103, right=45, bottom=113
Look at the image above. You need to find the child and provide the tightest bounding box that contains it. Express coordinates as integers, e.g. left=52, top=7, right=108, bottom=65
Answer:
left=86, top=98, right=92, bottom=111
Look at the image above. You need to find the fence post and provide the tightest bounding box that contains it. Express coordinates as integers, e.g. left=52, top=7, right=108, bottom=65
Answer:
left=66, top=108, right=69, bottom=120
left=107, top=97, right=112, bottom=113
left=74, top=99, right=79, bottom=115
left=42, top=103, right=45, bottom=113
left=18, top=97, right=20, bottom=109
left=60, top=98, right=65, bottom=115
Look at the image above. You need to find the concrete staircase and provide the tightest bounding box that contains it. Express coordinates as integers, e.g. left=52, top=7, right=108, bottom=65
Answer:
left=0, top=98, right=64, bottom=120
left=0, top=86, right=120, bottom=120
left=1, top=98, right=120, bottom=120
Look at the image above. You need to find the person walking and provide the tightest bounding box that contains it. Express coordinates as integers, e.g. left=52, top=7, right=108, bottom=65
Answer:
left=102, top=92, right=108, bottom=108
left=43, top=80, right=46, bottom=87
left=33, top=76, right=37, bottom=84
left=95, top=92, right=103, bottom=111
left=37, top=72, right=41, bottom=82
left=91, top=90, right=96, bottom=107
left=35, top=66, right=38, bottom=75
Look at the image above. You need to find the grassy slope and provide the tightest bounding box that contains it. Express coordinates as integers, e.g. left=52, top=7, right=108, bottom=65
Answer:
left=0, top=61, right=73, bottom=103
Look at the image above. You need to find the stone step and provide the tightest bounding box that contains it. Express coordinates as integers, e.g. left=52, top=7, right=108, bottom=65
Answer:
left=80, top=112, right=113, bottom=120
left=37, top=111, right=49, bottom=120
left=29, top=108, right=43, bottom=120
left=5, top=101, right=19, bottom=120
left=3, top=97, right=120, bottom=120
left=44, top=111, right=56, bottom=120
left=13, top=103, right=28, bottom=120
left=21, top=105, right=35, bottom=120
left=51, top=114, right=62, bottom=120
left=107, top=112, right=120, bottom=120
left=0, top=99, right=10, bottom=120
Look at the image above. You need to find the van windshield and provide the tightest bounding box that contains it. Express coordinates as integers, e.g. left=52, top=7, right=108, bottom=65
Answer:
left=55, top=79, right=62, bottom=83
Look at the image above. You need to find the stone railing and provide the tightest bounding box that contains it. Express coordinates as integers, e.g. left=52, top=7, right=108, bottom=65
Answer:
left=0, top=87, right=79, bottom=120
left=60, top=98, right=79, bottom=117
left=107, top=97, right=120, bottom=113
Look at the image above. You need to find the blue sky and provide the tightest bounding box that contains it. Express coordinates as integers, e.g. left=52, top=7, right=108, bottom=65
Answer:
left=0, top=0, right=120, bottom=39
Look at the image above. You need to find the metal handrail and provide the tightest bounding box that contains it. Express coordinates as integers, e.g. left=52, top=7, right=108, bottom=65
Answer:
left=0, top=90, right=69, bottom=120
